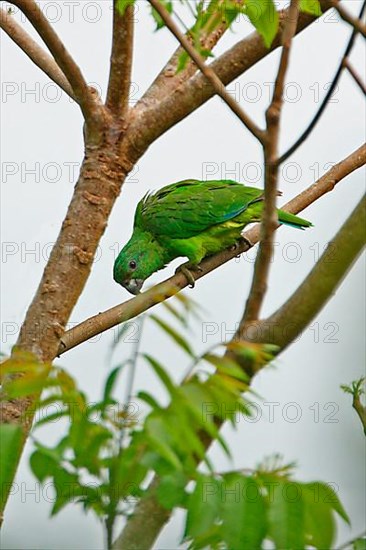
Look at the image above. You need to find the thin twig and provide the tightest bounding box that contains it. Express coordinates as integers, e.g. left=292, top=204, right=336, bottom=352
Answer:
left=106, top=1, right=134, bottom=117
left=123, top=315, right=145, bottom=408
left=278, top=0, right=366, bottom=164
left=352, top=394, right=366, bottom=436
left=58, top=143, right=366, bottom=356
left=106, top=313, right=144, bottom=549
left=330, top=0, right=366, bottom=37
left=147, top=0, right=265, bottom=142
left=337, top=531, right=366, bottom=550
left=10, top=0, right=102, bottom=129
left=138, top=0, right=244, bottom=108
left=242, top=0, right=300, bottom=324
left=0, top=8, right=75, bottom=99
left=343, top=58, right=366, bottom=95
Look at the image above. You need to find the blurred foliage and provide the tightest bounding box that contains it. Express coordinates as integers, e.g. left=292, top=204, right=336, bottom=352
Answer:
left=0, top=293, right=352, bottom=549
left=117, top=0, right=322, bottom=62
left=353, top=536, right=366, bottom=550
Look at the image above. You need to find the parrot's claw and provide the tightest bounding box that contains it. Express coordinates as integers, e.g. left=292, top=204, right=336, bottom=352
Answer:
left=175, top=262, right=202, bottom=288
left=229, top=242, right=239, bottom=252
left=229, top=238, right=252, bottom=254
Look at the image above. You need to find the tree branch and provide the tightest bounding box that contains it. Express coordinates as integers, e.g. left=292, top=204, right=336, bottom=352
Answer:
left=343, top=58, right=366, bottom=95
left=241, top=194, right=366, bottom=351
left=330, top=0, right=366, bottom=37
left=106, top=2, right=134, bottom=117
left=0, top=8, right=75, bottom=99
left=147, top=0, right=264, bottom=142
left=242, top=0, right=300, bottom=323
left=278, top=0, right=366, bottom=164
left=10, top=0, right=103, bottom=133
left=58, top=143, right=366, bottom=356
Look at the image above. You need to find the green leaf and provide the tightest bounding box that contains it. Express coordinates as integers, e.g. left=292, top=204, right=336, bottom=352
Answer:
left=167, top=402, right=208, bottom=466
left=185, top=474, right=221, bottom=539
left=220, top=473, right=266, bottom=549
left=178, top=381, right=231, bottom=458
left=341, top=376, right=365, bottom=397
left=179, top=383, right=220, bottom=440
left=73, top=485, right=104, bottom=515
left=354, top=537, right=366, bottom=550
left=267, top=480, right=305, bottom=549
left=5, top=375, right=49, bottom=398
left=151, top=0, right=173, bottom=30
left=115, top=441, right=148, bottom=497
left=0, top=424, right=23, bottom=510
left=160, top=300, right=188, bottom=327
left=203, top=353, right=249, bottom=383
left=177, top=51, right=190, bottom=73
left=149, top=314, right=195, bottom=357
left=225, top=341, right=279, bottom=372
left=103, top=364, right=125, bottom=404
left=187, top=526, right=222, bottom=550
left=51, top=468, right=80, bottom=515
left=304, top=481, right=350, bottom=524
left=299, top=0, right=322, bottom=16
left=222, top=0, right=244, bottom=26
left=174, top=292, right=205, bottom=320
left=145, top=413, right=182, bottom=471
left=245, top=0, right=279, bottom=48
left=302, top=484, right=335, bottom=549
left=108, top=317, right=142, bottom=364
left=30, top=450, right=57, bottom=482
left=143, top=353, right=177, bottom=396
left=156, top=471, right=187, bottom=509
left=70, top=422, right=112, bottom=475
left=1, top=353, right=51, bottom=398
left=137, top=390, right=162, bottom=410
left=0, top=350, right=45, bottom=376
left=116, top=0, right=135, bottom=16
left=34, top=409, right=69, bottom=428
left=205, top=373, right=252, bottom=424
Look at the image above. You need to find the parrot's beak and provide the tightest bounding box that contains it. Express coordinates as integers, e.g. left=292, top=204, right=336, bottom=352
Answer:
left=122, top=278, right=144, bottom=295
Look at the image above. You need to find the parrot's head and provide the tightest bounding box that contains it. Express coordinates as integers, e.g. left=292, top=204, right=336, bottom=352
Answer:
left=113, top=230, right=166, bottom=295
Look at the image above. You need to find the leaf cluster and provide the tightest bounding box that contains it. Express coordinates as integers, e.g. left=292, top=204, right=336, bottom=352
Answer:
left=0, top=295, right=350, bottom=549
left=117, top=0, right=322, bottom=67
left=184, top=469, right=349, bottom=549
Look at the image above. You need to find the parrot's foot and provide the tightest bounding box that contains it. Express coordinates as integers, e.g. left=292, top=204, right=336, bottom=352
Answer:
left=175, top=262, right=202, bottom=288
left=229, top=237, right=253, bottom=254
left=241, top=236, right=253, bottom=249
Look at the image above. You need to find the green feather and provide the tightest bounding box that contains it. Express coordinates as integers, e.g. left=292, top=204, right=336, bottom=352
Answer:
left=277, top=209, right=313, bottom=229
left=138, top=179, right=264, bottom=239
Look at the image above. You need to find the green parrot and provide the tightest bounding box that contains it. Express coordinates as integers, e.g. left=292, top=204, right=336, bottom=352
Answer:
left=113, top=179, right=312, bottom=294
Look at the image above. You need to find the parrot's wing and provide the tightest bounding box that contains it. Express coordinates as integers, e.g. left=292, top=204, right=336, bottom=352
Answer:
left=137, top=180, right=263, bottom=239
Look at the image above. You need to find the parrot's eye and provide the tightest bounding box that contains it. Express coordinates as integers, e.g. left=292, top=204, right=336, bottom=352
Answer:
left=129, top=260, right=137, bottom=270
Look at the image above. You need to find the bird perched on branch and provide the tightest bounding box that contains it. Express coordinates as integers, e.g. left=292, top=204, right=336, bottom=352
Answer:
left=113, top=179, right=312, bottom=295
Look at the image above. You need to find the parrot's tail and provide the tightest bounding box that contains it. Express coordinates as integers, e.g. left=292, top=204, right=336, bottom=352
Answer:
left=277, top=209, right=313, bottom=230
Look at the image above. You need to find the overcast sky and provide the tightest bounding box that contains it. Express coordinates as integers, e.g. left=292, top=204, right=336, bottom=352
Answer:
left=1, top=1, right=365, bottom=548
